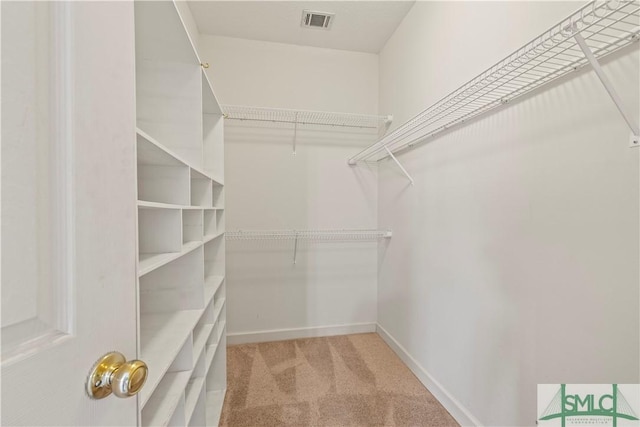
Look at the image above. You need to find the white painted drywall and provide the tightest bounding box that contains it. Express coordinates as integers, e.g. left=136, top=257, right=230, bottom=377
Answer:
left=377, top=2, right=639, bottom=426
left=199, top=35, right=380, bottom=339
left=188, top=1, right=414, bottom=54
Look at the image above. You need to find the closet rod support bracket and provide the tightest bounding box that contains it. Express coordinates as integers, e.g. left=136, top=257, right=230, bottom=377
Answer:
left=384, top=146, right=414, bottom=185
left=293, top=112, right=299, bottom=155
left=381, top=115, right=394, bottom=138
left=573, top=32, right=640, bottom=148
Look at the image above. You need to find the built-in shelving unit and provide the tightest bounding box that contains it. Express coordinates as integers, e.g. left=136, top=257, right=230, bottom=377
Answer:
left=348, top=0, right=640, bottom=171
left=134, top=1, right=226, bottom=426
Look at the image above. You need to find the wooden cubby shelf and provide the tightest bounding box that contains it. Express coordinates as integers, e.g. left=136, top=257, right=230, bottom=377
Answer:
left=138, top=201, right=200, bottom=210
left=205, top=391, right=225, bottom=427
left=185, top=377, right=206, bottom=424
left=138, top=241, right=202, bottom=277
left=183, top=210, right=204, bottom=244
left=191, top=169, right=213, bottom=208
left=142, top=370, right=192, bottom=427
left=203, top=210, right=217, bottom=239
left=135, top=1, right=226, bottom=425
left=204, top=318, right=226, bottom=377
left=193, top=323, right=215, bottom=366
left=205, top=276, right=224, bottom=301
left=189, top=392, right=207, bottom=427
left=203, top=231, right=225, bottom=244
left=139, top=310, right=202, bottom=407
left=137, top=129, right=223, bottom=187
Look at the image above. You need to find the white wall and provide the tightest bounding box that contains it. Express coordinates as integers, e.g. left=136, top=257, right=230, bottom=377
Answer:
left=377, top=2, right=640, bottom=426
left=199, top=35, right=381, bottom=342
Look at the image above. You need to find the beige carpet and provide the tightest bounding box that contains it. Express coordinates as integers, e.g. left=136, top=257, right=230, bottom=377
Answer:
left=219, top=333, right=459, bottom=426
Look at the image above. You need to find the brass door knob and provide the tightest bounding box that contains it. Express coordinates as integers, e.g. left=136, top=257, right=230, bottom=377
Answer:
left=86, top=352, right=148, bottom=399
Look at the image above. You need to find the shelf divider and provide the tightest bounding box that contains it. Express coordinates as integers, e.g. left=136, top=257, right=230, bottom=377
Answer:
left=184, top=377, right=206, bottom=425
left=205, top=390, right=226, bottom=427
left=141, top=370, right=191, bottom=427
left=139, top=241, right=201, bottom=277
left=139, top=310, right=201, bottom=407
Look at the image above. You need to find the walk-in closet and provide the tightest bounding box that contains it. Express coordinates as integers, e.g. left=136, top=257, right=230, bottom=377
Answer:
left=1, top=1, right=639, bottom=426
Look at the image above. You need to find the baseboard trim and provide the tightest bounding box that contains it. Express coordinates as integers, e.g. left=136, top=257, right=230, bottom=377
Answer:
left=227, top=322, right=377, bottom=345
left=376, top=324, right=483, bottom=427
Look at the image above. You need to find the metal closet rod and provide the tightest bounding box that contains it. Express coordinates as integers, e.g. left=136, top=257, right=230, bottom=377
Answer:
left=226, top=229, right=392, bottom=265
left=347, top=0, right=640, bottom=172
left=222, top=105, right=393, bottom=130
left=226, top=229, right=393, bottom=240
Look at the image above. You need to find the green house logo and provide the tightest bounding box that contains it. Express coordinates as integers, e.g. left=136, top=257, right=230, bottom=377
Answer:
left=539, top=384, right=639, bottom=427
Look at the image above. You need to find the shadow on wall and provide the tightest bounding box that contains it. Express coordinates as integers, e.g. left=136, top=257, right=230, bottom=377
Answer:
left=388, top=42, right=640, bottom=171
left=223, top=111, right=379, bottom=342
left=225, top=120, right=379, bottom=149
left=226, top=239, right=379, bottom=335
left=376, top=42, right=639, bottom=426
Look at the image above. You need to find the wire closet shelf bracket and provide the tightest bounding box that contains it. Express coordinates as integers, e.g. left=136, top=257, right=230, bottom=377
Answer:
left=226, top=229, right=392, bottom=264
left=347, top=0, right=640, bottom=183
left=222, top=105, right=393, bottom=155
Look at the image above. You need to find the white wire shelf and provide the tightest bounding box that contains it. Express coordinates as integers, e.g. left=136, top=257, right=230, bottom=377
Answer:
left=227, top=229, right=392, bottom=264
left=222, top=105, right=392, bottom=130
left=348, top=0, right=640, bottom=165
left=226, top=229, right=392, bottom=241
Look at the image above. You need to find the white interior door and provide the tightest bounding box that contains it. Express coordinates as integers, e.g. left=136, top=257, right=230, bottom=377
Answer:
left=1, top=2, right=139, bottom=425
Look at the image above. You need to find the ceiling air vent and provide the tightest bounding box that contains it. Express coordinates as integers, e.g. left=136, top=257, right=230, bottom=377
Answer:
left=301, top=10, right=335, bottom=30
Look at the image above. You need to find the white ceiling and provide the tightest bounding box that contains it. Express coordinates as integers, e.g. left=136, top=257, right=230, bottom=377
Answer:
left=187, top=1, right=415, bottom=54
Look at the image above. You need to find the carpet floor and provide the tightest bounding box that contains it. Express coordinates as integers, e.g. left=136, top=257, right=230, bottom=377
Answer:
left=219, top=333, right=459, bottom=426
